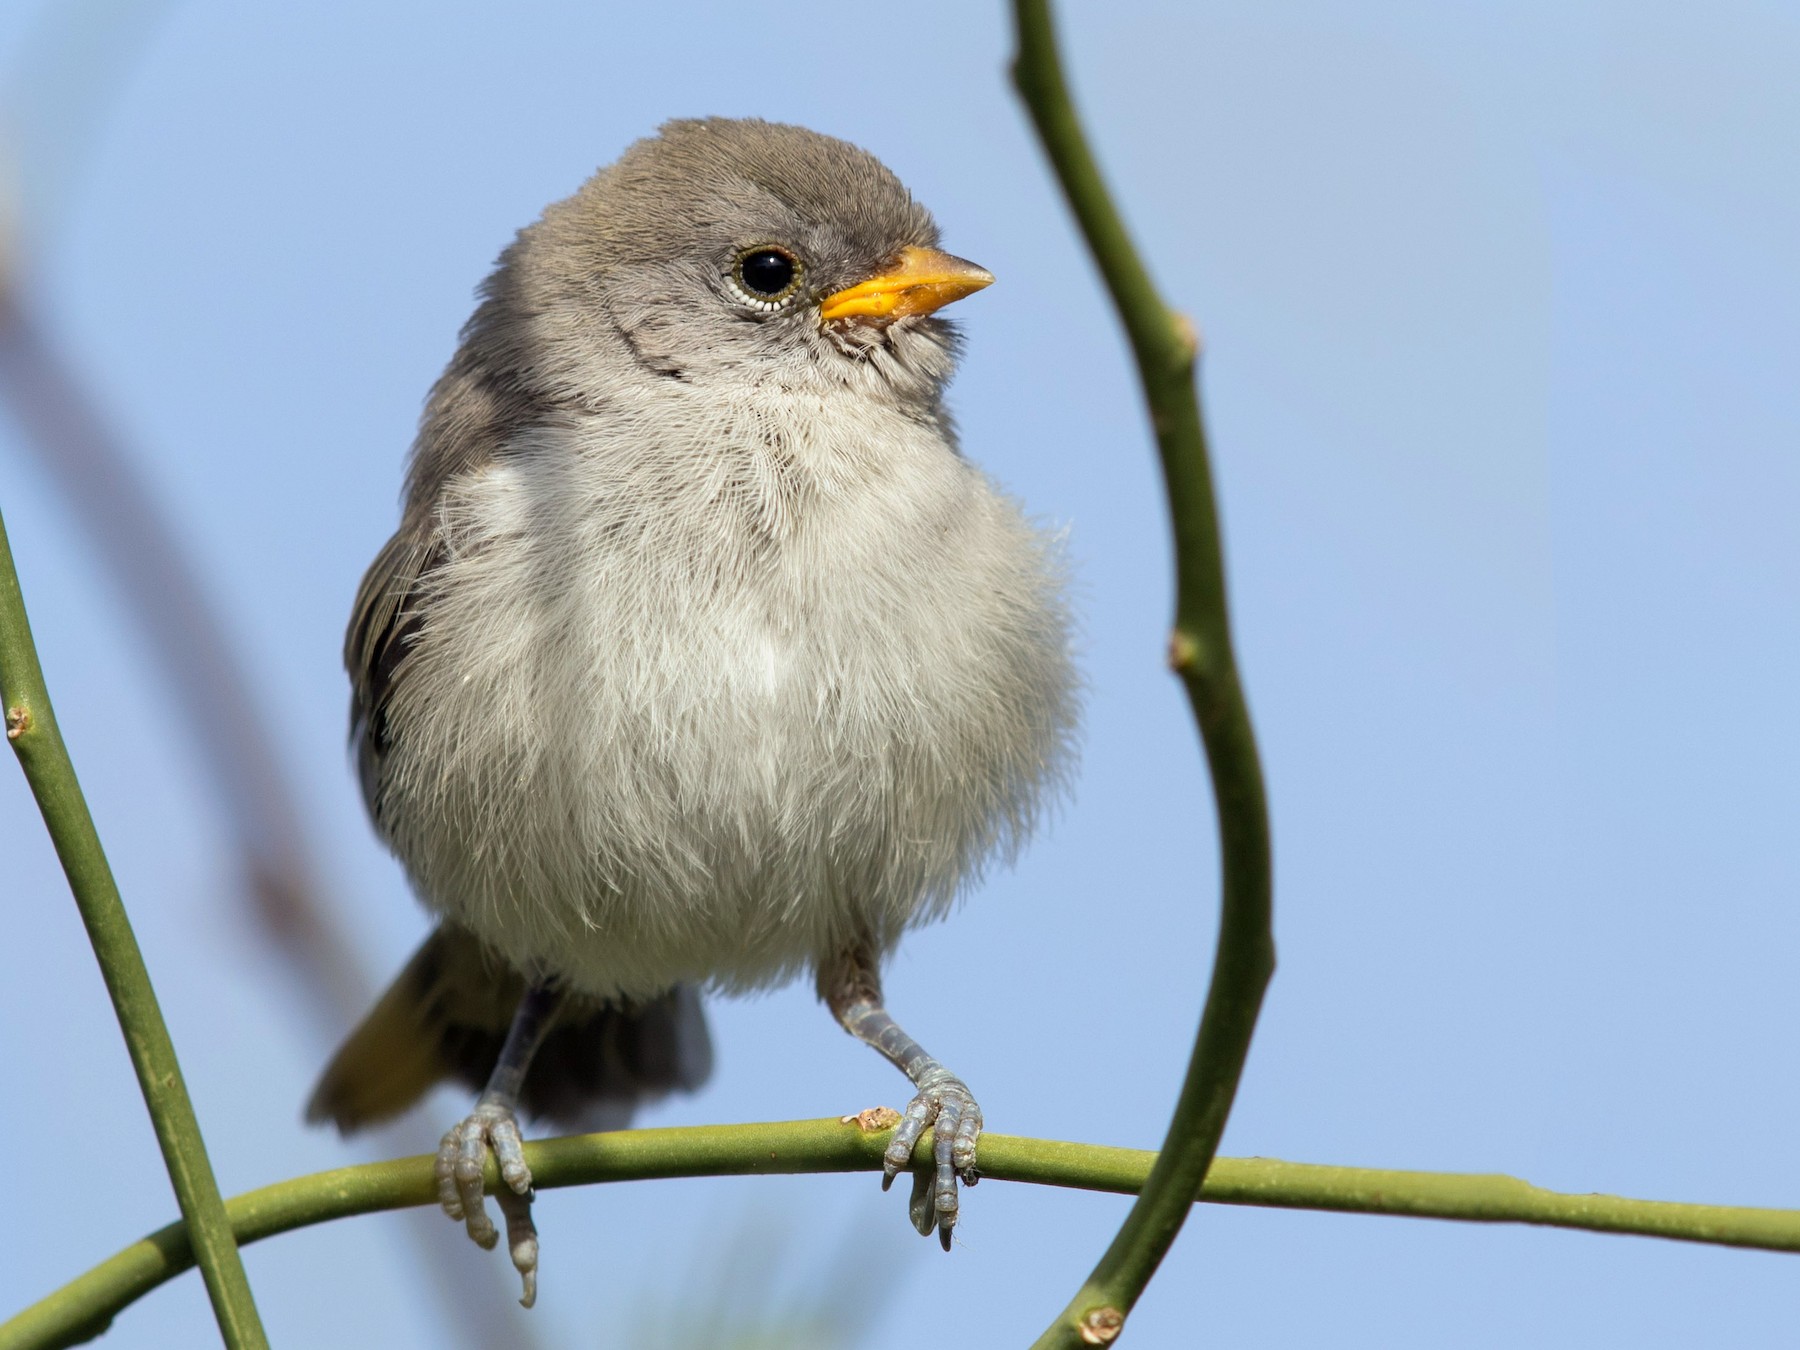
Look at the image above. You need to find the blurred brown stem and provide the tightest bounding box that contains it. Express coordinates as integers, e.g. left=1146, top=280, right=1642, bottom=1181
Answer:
left=0, top=284, right=370, bottom=1023
left=0, top=277, right=543, bottom=1349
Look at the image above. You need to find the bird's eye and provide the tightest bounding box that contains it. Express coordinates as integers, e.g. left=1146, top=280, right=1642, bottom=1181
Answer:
left=731, top=246, right=804, bottom=309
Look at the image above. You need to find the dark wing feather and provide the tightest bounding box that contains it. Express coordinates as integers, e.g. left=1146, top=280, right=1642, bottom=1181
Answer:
left=345, top=212, right=564, bottom=821
left=344, top=525, right=444, bottom=827
left=307, top=924, right=714, bottom=1133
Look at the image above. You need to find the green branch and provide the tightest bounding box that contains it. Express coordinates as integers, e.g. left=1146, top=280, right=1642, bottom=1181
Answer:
left=0, top=504, right=267, bottom=1350
left=1010, top=1, right=1276, bottom=1344
left=12, top=1117, right=1800, bottom=1350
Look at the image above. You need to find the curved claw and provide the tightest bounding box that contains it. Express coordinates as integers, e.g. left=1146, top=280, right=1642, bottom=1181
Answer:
left=908, top=1166, right=937, bottom=1238
left=884, top=1076, right=982, bottom=1249
left=496, top=1187, right=540, bottom=1308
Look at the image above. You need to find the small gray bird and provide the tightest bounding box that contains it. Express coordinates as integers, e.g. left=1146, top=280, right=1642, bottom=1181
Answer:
left=308, top=117, right=1078, bottom=1306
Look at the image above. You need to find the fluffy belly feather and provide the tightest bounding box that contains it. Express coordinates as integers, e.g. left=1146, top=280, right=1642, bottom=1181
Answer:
left=372, top=406, right=1076, bottom=1000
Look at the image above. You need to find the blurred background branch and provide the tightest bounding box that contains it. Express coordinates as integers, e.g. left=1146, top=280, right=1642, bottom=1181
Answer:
left=1, top=0, right=368, bottom=1074
left=0, top=281, right=372, bottom=1027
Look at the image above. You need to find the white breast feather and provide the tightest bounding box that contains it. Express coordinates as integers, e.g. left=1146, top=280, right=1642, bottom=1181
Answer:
left=375, top=385, right=1078, bottom=1000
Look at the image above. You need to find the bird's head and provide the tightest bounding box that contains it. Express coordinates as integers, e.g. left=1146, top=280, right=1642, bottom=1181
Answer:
left=477, top=117, right=992, bottom=410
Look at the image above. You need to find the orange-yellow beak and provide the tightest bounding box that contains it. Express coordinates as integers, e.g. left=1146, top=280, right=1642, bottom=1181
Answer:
left=818, top=246, right=994, bottom=323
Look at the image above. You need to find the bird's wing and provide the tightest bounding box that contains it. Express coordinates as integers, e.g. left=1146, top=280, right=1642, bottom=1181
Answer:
left=344, top=523, right=444, bottom=826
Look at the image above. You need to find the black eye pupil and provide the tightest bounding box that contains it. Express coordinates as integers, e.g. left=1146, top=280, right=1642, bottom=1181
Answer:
left=740, top=249, right=795, bottom=297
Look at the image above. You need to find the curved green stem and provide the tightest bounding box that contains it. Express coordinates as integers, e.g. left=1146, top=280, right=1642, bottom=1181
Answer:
left=1010, top=1, right=1276, bottom=1343
left=0, top=505, right=267, bottom=1350
left=12, top=1118, right=1800, bottom=1350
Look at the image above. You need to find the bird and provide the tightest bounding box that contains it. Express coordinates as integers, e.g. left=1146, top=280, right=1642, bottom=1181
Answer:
left=306, top=116, right=1079, bottom=1307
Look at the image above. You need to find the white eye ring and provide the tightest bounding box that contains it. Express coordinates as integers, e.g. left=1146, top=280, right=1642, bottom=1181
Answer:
left=729, top=245, right=805, bottom=311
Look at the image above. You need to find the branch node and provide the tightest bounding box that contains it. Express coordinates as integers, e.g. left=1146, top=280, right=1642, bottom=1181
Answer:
left=842, top=1106, right=901, bottom=1133
left=1171, top=310, right=1201, bottom=362
left=1166, top=629, right=1201, bottom=674
left=5, top=702, right=28, bottom=741
left=1078, top=1306, right=1126, bottom=1345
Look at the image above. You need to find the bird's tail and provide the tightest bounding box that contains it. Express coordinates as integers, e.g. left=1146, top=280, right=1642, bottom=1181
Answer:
left=305, top=924, right=712, bottom=1133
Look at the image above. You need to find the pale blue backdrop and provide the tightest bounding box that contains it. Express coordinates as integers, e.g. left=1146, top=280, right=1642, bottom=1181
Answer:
left=3, top=1, right=1799, bottom=1345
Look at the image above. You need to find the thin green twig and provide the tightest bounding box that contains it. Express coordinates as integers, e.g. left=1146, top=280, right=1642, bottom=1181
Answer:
left=0, top=505, right=268, bottom=1350
left=11, top=1117, right=1800, bottom=1350
left=1010, top=1, right=1276, bottom=1343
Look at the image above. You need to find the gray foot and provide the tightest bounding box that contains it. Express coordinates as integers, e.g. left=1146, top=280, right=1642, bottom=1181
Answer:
left=882, top=1075, right=982, bottom=1250
left=435, top=1099, right=541, bottom=1307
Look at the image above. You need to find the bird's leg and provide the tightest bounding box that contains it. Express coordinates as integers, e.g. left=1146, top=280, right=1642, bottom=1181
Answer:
left=818, top=945, right=981, bottom=1250
left=435, top=979, right=561, bottom=1307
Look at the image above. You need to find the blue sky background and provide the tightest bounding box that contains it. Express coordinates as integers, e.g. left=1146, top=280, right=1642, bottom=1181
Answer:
left=3, top=1, right=1800, bottom=1345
